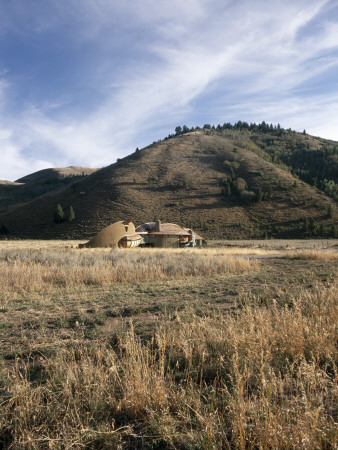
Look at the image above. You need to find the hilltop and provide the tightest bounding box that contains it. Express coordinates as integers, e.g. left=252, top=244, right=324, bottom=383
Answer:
left=16, top=166, right=97, bottom=185
left=0, top=166, right=97, bottom=216
left=0, top=126, right=336, bottom=239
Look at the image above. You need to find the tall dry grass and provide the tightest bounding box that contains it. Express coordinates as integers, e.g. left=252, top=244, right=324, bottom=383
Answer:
left=0, top=240, right=85, bottom=250
left=1, top=284, right=337, bottom=448
left=0, top=247, right=257, bottom=302
left=286, top=249, right=338, bottom=261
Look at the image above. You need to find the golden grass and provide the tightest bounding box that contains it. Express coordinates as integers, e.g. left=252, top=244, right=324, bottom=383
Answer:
left=0, top=239, right=85, bottom=250
left=0, top=242, right=337, bottom=448
left=1, top=239, right=336, bottom=251
left=206, top=246, right=280, bottom=255
left=0, top=247, right=258, bottom=303
left=1, top=284, right=337, bottom=448
left=286, top=249, right=338, bottom=261
left=211, top=239, right=338, bottom=250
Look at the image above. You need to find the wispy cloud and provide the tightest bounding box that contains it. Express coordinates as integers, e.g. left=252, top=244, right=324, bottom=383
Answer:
left=0, top=0, right=337, bottom=180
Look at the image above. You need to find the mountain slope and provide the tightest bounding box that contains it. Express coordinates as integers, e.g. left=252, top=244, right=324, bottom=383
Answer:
left=0, top=131, right=336, bottom=239
left=0, top=166, right=97, bottom=215
left=16, top=166, right=97, bottom=184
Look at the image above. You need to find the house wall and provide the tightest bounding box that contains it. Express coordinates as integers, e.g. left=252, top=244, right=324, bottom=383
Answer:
left=156, top=235, right=179, bottom=248
left=142, top=234, right=180, bottom=248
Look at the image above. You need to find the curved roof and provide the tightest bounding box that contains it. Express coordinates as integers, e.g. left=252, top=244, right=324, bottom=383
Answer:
left=84, top=220, right=138, bottom=248
left=135, top=222, right=156, bottom=233
left=136, top=222, right=190, bottom=236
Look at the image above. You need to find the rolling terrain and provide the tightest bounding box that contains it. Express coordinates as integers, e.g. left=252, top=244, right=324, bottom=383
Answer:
left=0, top=166, right=97, bottom=216
left=0, top=128, right=336, bottom=239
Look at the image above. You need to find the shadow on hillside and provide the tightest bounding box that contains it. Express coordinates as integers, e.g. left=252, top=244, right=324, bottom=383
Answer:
left=182, top=199, right=239, bottom=211
left=115, top=181, right=147, bottom=186
left=196, top=154, right=226, bottom=173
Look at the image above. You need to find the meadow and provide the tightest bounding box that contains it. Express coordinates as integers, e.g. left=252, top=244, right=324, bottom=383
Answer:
left=0, top=240, right=337, bottom=449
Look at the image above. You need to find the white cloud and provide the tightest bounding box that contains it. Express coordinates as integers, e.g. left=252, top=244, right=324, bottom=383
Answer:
left=0, top=0, right=337, bottom=180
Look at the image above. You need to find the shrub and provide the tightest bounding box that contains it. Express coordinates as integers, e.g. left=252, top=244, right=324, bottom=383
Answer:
left=256, top=188, right=263, bottom=202
left=223, top=160, right=232, bottom=171
left=240, top=190, right=256, bottom=202
left=267, top=185, right=273, bottom=198
left=222, top=150, right=238, bottom=162
left=235, top=178, right=246, bottom=193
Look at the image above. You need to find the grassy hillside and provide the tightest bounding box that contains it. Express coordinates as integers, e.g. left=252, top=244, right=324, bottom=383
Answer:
left=0, top=166, right=97, bottom=215
left=0, top=130, right=336, bottom=239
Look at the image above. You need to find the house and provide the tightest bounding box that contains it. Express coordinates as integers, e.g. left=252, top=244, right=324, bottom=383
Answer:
left=183, top=228, right=206, bottom=247
left=79, top=220, right=205, bottom=249
left=79, top=220, right=142, bottom=248
left=136, top=220, right=205, bottom=248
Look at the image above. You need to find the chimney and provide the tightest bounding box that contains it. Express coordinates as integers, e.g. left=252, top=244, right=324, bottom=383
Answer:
left=155, top=220, right=161, bottom=232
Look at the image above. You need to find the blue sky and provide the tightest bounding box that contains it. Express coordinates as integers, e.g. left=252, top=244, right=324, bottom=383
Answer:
left=1, top=0, right=338, bottom=181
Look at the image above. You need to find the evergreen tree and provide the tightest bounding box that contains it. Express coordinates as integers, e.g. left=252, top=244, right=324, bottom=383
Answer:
left=54, top=204, right=64, bottom=223
left=328, top=204, right=333, bottom=218
left=226, top=183, right=231, bottom=197
left=304, top=217, right=309, bottom=234
left=309, top=217, right=316, bottom=235
left=332, top=224, right=337, bottom=238
left=68, top=206, right=75, bottom=222
left=319, top=223, right=325, bottom=237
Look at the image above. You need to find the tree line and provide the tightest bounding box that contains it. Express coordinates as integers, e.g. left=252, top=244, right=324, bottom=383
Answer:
left=172, top=121, right=290, bottom=137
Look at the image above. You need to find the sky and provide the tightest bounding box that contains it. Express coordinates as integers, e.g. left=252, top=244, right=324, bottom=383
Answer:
left=1, top=0, right=338, bottom=181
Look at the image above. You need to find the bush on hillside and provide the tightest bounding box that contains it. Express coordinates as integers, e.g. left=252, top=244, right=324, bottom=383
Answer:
left=235, top=178, right=247, bottom=193
left=240, top=190, right=256, bottom=203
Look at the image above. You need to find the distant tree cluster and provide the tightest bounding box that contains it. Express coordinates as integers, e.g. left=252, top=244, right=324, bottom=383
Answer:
left=171, top=121, right=290, bottom=138
left=302, top=217, right=337, bottom=238
left=54, top=204, right=75, bottom=224
left=146, top=120, right=294, bottom=147
left=247, top=135, right=338, bottom=200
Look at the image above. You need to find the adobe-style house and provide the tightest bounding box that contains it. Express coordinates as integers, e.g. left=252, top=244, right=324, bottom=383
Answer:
left=79, top=220, right=205, bottom=249
left=136, top=221, right=205, bottom=248
left=79, top=221, right=142, bottom=248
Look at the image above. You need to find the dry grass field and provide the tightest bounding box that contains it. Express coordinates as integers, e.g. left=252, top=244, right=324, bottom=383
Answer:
left=0, top=240, right=337, bottom=449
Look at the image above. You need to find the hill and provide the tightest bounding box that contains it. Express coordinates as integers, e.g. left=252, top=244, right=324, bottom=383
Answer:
left=0, top=166, right=97, bottom=216
left=0, top=129, right=336, bottom=239
left=16, top=166, right=97, bottom=184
